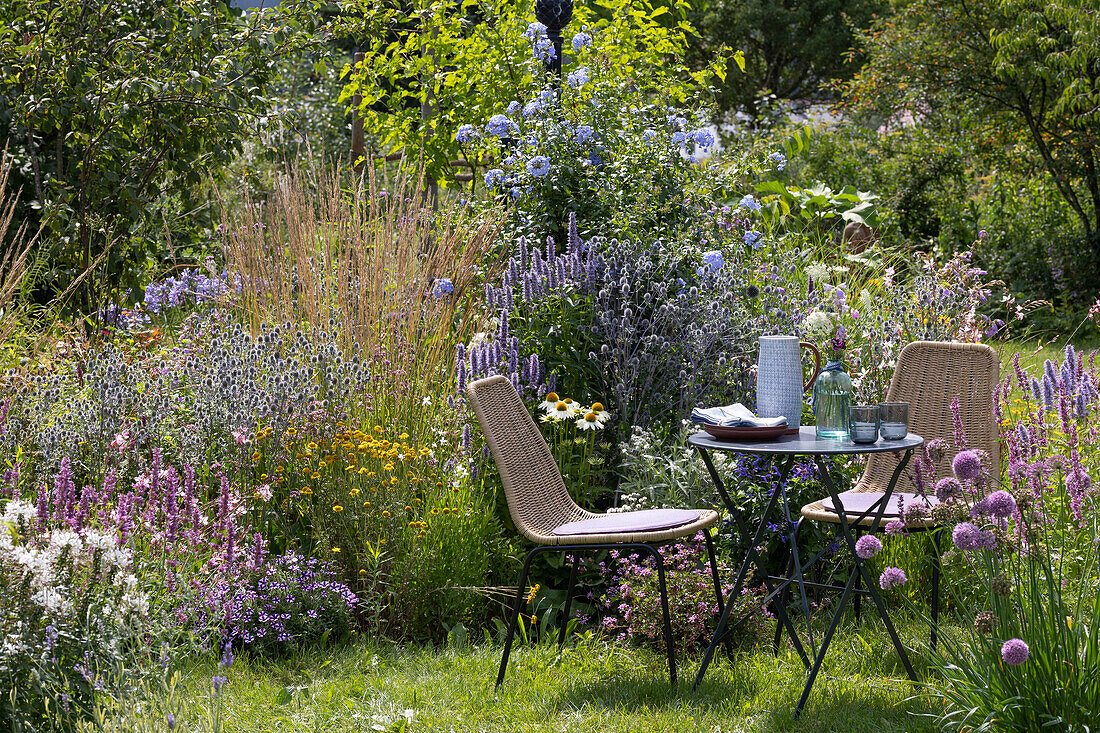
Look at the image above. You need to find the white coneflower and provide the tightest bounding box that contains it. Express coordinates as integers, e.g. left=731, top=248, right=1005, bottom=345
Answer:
left=546, top=401, right=574, bottom=421
left=576, top=412, right=603, bottom=431
left=589, top=401, right=612, bottom=423
left=538, top=391, right=562, bottom=412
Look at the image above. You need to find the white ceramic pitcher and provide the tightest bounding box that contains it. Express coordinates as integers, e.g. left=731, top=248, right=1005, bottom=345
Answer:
left=756, top=335, right=821, bottom=434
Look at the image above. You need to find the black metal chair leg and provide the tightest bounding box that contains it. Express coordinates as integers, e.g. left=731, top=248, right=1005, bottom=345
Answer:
left=647, top=545, right=677, bottom=686
left=558, top=554, right=578, bottom=649
left=931, top=529, right=942, bottom=651
left=703, top=530, right=734, bottom=662
left=497, top=547, right=539, bottom=687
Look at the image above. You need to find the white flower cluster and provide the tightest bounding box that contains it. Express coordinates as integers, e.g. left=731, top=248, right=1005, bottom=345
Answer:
left=801, top=311, right=835, bottom=338
left=537, top=392, right=611, bottom=431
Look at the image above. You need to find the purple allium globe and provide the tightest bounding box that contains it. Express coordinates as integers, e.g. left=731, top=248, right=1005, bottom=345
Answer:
left=935, top=477, right=963, bottom=502
left=879, top=566, right=907, bottom=590
left=986, top=490, right=1017, bottom=519
left=952, top=521, right=981, bottom=550
left=1001, top=638, right=1029, bottom=666
left=952, top=449, right=983, bottom=481
left=855, top=535, right=882, bottom=560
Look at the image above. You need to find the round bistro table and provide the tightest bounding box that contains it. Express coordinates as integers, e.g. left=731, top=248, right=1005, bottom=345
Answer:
left=688, top=426, right=924, bottom=717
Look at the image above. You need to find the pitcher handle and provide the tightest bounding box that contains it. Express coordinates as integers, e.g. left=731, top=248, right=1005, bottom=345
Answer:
left=801, top=342, right=822, bottom=393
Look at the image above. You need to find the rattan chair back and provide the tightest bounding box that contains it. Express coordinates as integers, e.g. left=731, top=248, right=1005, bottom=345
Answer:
left=466, top=375, right=592, bottom=543
left=858, top=340, right=1000, bottom=495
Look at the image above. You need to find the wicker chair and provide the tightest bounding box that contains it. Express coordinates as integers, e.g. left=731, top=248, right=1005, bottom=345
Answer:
left=788, top=341, right=1000, bottom=648
left=466, top=375, right=722, bottom=687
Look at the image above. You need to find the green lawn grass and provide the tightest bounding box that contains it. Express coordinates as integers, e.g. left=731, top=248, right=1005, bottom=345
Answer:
left=133, top=618, right=947, bottom=733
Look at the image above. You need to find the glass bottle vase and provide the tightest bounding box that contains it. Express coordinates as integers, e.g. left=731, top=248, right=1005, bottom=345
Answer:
left=813, top=359, right=853, bottom=439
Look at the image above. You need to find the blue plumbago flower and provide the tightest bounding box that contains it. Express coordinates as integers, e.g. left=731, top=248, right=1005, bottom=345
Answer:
left=572, top=31, right=592, bottom=52
left=739, top=194, right=761, bottom=213
left=456, top=124, right=479, bottom=143
left=509, top=186, right=525, bottom=200
left=588, top=151, right=603, bottom=168
left=744, top=230, right=764, bottom=249
left=697, top=249, right=724, bottom=275
left=523, top=22, right=547, bottom=43
left=667, top=113, right=688, bottom=129
left=484, top=168, right=505, bottom=188
left=672, top=131, right=687, bottom=145
left=527, top=155, right=551, bottom=177
left=533, top=36, right=556, bottom=63
left=486, top=114, right=515, bottom=138
left=506, top=100, right=521, bottom=115
left=567, top=66, right=590, bottom=88
left=522, top=100, right=542, bottom=118
left=689, top=128, right=715, bottom=149
left=574, top=125, right=595, bottom=145
left=642, top=129, right=656, bottom=142
left=768, top=151, right=787, bottom=170
left=432, top=277, right=455, bottom=298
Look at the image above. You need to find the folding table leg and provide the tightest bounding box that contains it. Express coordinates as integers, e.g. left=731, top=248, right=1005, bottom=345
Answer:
left=558, top=555, right=578, bottom=650
left=795, top=569, right=859, bottom=717
left=497, top=546, right=541, bottom=687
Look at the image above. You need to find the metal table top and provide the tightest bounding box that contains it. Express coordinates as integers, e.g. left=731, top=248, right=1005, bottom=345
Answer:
left=688, top=426, right=923, bottom=456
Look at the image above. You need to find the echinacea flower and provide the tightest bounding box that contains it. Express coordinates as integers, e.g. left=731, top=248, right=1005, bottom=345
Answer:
left=590, top=402, right=611, bottom=423
left=546, top=401, right=575, bottom=421
left=577, top=412, right=603, bottom=431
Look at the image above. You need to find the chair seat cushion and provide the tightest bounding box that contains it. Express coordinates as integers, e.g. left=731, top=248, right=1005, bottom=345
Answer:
left=551, top=508, right=703, bottom=536
left=822, top=492, right=939, bottom=518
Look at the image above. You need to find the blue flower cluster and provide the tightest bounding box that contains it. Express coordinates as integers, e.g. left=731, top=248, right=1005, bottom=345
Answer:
left=144, top=266, right=231, bottom=315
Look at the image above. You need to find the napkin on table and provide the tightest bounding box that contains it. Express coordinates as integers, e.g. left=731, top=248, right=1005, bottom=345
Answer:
left=690, top=403, right=789, bottom=428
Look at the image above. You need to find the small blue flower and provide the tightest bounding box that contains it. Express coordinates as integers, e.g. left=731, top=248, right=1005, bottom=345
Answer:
left=667, top=113, right=688, bottom=129
left=527, top=155, right=551, bottom=177
left=522, top=100, right=542, bottom=118
left=506, top=100, right=522, bottom=115
left=689, top=128, right=715, bottom=149
left=672, top=131, right=687, bottom=145
left=484, top=168, right=504, bottom=188
left=744, top=230, right=764, bottom=249
left=432, top=278, right=454, bottom=298
left=486, top=114, right=514, bottom=138
left=700, top=249, right=724, bottom=273
left=567, top=67, right=589, bottom=88
left=533, top=37, right=557, bottom=63
left=572, top=31, right=592, bottom=52
left=456, top=124, right=479, bottom=144
left=509, top=186, right=524, bottom=200
left=574, top=125, right=595, bottom=145
left=523, top=22, right=546, bottom=43
left=739, top=194, right=761, bottom=212
left=642, top=129, right=656, bottom=142
left=768, top=152, right=787, bottom=170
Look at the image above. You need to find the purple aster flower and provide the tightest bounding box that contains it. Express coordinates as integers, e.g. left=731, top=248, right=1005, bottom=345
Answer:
left=854, top=535, right=882, bottom=560
left=953, top=450, right=983, bottom=481
left=1001, top=638, right=1029, bottom=665
left=986, top=490, right=1016, bottom=518
left=879, top=566, right=907, bottom=589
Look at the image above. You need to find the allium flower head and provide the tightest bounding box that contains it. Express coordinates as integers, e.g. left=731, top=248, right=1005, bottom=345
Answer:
left=854, top=535, right=882, bottom=560
left=986, top=490, right=1017, bottom=519
left=935, top=477, right=963, bottom=502
left=974, top=610, right=995, bottom=633
left=879, top=566, right=907, bottom=589
left=1001, top=638, right=1029, bottom=665
left=952, top=450, right=983, bottom=481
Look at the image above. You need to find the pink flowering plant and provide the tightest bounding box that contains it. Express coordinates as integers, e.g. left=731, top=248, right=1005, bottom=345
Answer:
left=868, top=345, right=1100, bottom=730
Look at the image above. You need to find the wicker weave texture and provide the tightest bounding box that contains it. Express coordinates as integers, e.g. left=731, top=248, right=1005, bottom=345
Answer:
left=466, top=376, right=717, bottom=545
left=801, top=341, right=1000, bottom=525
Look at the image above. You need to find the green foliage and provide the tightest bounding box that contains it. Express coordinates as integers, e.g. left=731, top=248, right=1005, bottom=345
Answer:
left=685, top=0, right=887, bottom=120
left=338, top=0, right=724, bottom=184
left=0, top=0, right=321, bottom=309
left=844, top=0, right=1100, bottom=286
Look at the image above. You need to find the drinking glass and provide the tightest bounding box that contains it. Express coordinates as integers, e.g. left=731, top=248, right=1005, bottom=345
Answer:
left=849, top=405, right=880, bottom=443
left=880, top=402, right=909, bottom=440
